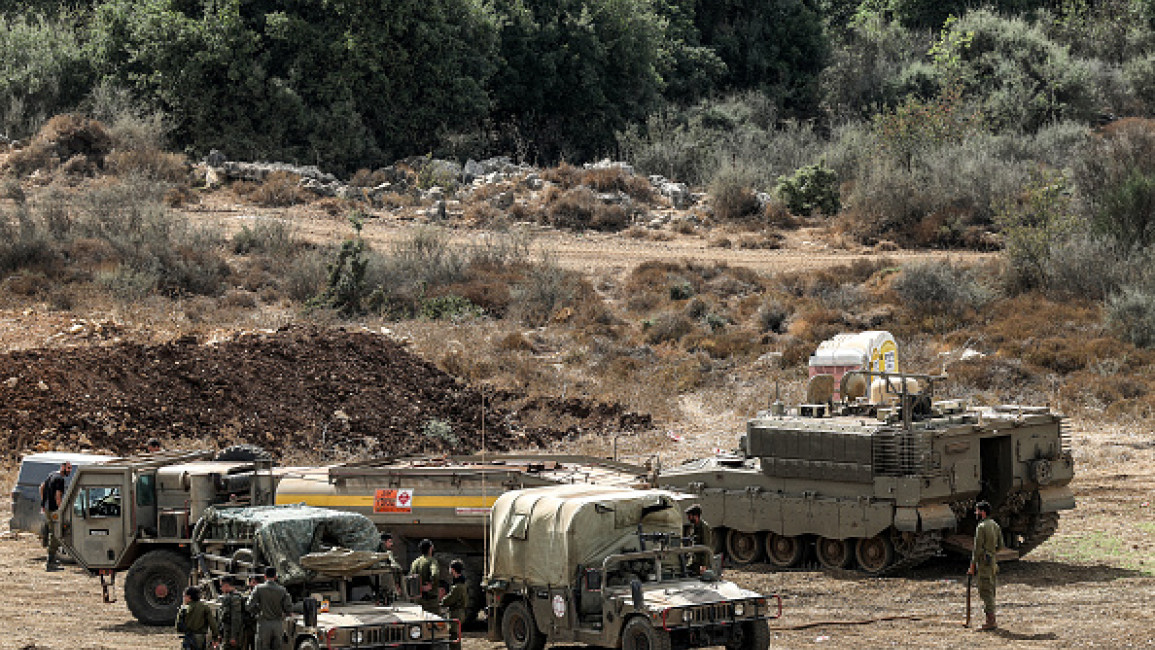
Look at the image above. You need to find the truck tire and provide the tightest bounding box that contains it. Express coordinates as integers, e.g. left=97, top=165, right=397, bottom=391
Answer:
left=124, top=549, right=192, bottom=625
left=501, top=600, right=545, bottom=650
left=727, top=620, right=770, bottom=650
left=215, top=444, right=273, bottom=462
left=622, top=616, right=671, bottom=650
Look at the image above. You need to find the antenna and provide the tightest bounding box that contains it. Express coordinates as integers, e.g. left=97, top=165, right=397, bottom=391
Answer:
left=482, top=387, right=490, bottom=579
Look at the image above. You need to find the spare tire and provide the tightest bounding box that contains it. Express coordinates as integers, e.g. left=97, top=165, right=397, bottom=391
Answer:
left=215, top=444, right=273, bottom=462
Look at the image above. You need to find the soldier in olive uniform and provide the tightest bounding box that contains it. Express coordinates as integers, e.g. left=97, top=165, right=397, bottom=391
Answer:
left=684, top=504, right=713, bottom=575
left=177, top=585, right=220, bottom=650
left=440, top=559, right=469, bottom=623
left=247, top=567, right=293, bottom=650
left=380, top=533, right=403, bottom=570
left=968, top=500, right=1003, bottom=631
left=410, top=538, right=441, bottom=614
left=242, top=575, right=264, bottom=650
left=217, top=576, right=247, bottom=648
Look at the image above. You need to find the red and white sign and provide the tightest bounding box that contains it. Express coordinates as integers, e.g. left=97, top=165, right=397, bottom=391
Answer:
left=374, top=488, right=414, bottom=513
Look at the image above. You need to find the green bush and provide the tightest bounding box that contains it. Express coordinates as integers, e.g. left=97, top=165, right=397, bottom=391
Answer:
left=419, top=294, right=482, bottom=320
left=709, top=167, right=762, bottom=221
left=232, top=219, right=296, bottom=256
left=1106, top=284, right=1155, bottom=348
left=0, top=13, right=93, bottom=139
left=776, top=161, right=840, bottom=216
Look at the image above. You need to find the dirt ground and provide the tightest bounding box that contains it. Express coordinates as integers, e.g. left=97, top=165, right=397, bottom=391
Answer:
left=3, top=419, right=1152, bottom=650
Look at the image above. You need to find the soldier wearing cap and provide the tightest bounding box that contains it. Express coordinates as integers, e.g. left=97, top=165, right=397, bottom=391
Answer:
left=684, top=504, right=713, bottom=574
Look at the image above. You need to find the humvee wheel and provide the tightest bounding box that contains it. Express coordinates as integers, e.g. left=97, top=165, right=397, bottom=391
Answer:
left=815, top=537, right=853, bottom=570
left=622, top=616, right=672, bottom=650
left=124, top=549, right=192, bottom=625
left=725, top=530, right=763, bottom=565
left=296, top=639, right=321, bottom=650
left=764, top=534, right=804, bottom=568
left=855, top=534, right=894, bottom=574
left=501, top=600, right=545, bottom=650
left=726, top=620, right=770, bottom=650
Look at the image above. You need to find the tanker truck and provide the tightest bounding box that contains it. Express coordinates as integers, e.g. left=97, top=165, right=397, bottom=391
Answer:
left=656, top=370, right=1076, bottom=573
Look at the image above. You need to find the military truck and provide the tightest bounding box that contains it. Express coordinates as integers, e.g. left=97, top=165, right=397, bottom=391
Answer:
left=276, top=454, right=655, bottom=622
left=55, top=448, right=277, bottom=624
left=657, top=371, right=1076, bottom=573
left=194, top=514, right=460, bottom=650
left=485, top=485, right=780, bottom=650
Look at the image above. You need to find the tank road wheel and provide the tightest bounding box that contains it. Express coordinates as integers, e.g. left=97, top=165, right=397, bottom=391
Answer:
left=764, top=533, right=804, bottom=568
left=124, top=549, right=192, bottom=625
left=501, top=600, right=545, bottom=650
left=815, top=537, right=854, bottom=570
left=725, top=530, right=763, bottom=565
left=855, top=534, right=894, bottom=574
left=622, top=616, right=672, bottom=650
left=726, top=620, right=770, bottom=650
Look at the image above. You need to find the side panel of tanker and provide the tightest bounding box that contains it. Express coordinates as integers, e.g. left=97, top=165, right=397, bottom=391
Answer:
left=659, top=398, right=1075, bottom=574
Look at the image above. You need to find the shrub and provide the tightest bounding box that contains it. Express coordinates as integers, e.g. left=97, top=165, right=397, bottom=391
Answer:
left=669, top=279, right=695, bottom=301
left=509, top=258, right=576, bottom=326
left=419, top=294, right=483, bottom=320
left=776, top=161, right=840, bottom=216
left=105, top=149, right=187, bottom=182
left=422, top=418, right=459, bottom=446
left=311, top=216, right=370, bottom=316
left=756, top=300, right=791, bottom=333
left=1106, top=284, right=1155, bottom=348
left=541, top=187, right=628, bottom=231
left=893, top=261, right=995, bottom=317
left=231, top=219, right=296, bottom=256
left=249, top=172, right=310, bottom=207
left=646, top=312, right=694, bottom=345
left=709, top=168, right=761, bottom=220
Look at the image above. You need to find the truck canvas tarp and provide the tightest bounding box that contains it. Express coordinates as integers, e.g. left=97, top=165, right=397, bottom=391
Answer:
left=195, top=504, right=381, bottom=584
left=487, top=485, right=683, bottom=587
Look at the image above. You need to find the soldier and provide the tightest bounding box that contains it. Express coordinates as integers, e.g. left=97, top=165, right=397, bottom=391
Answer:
left=684, top=504, right=713, bottom=574
left=440, top=559, right=469, bottom=623
left=968, top=500, right=1003, bottom=631
left=217, top=576, right=247, bottom=648
left=39, top=461, right=71, bottom=571
left=410, top=538, right=441, bottom=614
left=176, top=585, right=220, bottom=650
left=380, top=533, right=402, bottom=570
left=242, top=575, right=264, bottom=650
left=247, top=566, right=292, bottom=650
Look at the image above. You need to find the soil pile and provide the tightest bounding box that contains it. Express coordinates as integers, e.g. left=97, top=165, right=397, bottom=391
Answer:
left=0, top=325, right=651, bottom=458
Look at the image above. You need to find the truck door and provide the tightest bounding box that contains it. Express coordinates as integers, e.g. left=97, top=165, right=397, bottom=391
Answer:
left=59, top=468, right=133, bottom=570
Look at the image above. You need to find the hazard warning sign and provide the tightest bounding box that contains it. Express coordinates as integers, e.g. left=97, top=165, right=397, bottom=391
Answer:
left=374, top=488, right=414, bottom=513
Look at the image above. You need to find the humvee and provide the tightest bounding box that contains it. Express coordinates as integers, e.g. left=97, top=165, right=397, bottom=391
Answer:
left=485, top=485, right=780, bottom=650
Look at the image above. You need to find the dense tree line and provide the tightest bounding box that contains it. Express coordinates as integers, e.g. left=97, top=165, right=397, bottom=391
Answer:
left=5, top=0, right=1155, bottom=176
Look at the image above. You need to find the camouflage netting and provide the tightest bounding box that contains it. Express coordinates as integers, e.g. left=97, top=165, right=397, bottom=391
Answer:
left=198, top=505, right=381, bottom=584
left=300, top=548, right=395, bottom=574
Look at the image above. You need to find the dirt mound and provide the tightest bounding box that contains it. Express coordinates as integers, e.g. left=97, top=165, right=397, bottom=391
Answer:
left=0, top=325, right=650, bottom=459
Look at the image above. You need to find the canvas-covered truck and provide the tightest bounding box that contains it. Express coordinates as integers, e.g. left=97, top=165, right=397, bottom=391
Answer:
left=485, top=485, right=780, bottom=650
left=55, top=448, right=277, bottom=624
left=193, top=515, right=460, bottom=650
left=276, top=454, right=655, bottom=623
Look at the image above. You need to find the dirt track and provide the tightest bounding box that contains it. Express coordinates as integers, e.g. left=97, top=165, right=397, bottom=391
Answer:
left=4, top=421, right=1153, bottom=650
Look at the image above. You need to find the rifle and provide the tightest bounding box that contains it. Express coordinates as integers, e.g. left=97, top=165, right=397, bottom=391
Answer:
left=964, top=573, right=973, bottom=628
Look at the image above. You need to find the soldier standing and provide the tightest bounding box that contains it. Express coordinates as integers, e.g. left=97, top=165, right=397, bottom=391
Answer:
left=410, top=539, right=441, bottom=614
left=380, top=533, right=402, bottom=570
left=440, top=559, right=469, bottom=623
left=247, top=567, right=292, bottom=650
left=39, top=461, right=72, bottom=571
left=177, top=585, right=220, bottom=650
left=968, top=500, right=1003, bottom=631
left=217, top=576, right=247, bottom=648
left=684, top=504, right=713, bottom=574
left=242, top=575, right=264, bottom=650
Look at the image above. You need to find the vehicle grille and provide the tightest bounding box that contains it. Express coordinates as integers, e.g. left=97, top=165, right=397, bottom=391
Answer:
left=359, top=625, right=407, bottom=644
left=686, top=603, right=730, bottom=622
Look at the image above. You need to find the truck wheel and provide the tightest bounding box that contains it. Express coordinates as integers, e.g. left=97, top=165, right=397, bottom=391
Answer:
left=296, top=639, right=321, bottom=650
left=124, top=549, right=192, bottom=625
left=726, top=620, right=770, bottom=650
left=215, top=444, right=272, bottom=462
left=501, top=600, right=545, bottom=650
left=622, top=616, right=671, bottom=650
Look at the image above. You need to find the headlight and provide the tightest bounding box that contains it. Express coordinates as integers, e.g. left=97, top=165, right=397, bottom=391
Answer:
left=351, top=629, right=364, bottom=644
left=733, top=602, right=745, bottom=616
left=409, top=625, right=423, bottom=639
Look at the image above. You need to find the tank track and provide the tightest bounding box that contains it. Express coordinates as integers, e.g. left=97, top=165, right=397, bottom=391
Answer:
left=885, top=530, right=943, bottom=574
left=1012, top=512, right=1060, bottom=558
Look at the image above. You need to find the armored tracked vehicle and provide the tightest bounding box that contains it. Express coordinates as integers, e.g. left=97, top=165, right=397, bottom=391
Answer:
left=658, top=371, right=1075, bottom=573
left=485, top=485, right=780, bottom=650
